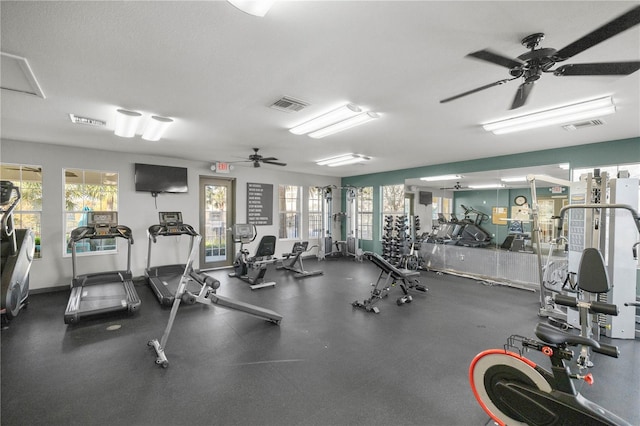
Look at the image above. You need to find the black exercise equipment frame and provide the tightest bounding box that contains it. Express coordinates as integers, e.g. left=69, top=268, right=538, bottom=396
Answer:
left=352, top=251, right=427, bottom=314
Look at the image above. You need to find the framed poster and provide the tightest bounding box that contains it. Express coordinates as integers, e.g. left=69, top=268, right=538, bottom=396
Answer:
left=247, top=182, right=273, bottom=225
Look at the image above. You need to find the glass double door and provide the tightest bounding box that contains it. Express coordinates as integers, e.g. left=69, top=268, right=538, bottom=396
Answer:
left=199, top=177, right=234, bottom=269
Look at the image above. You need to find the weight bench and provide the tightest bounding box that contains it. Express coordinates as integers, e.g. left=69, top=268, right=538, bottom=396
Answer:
left=276, top=241, right=323, bottom=278
left=352, top=251, right=427, bottom=314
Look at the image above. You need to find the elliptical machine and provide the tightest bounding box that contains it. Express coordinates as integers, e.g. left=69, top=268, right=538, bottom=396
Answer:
left=1, top=180, right=35, bottom=324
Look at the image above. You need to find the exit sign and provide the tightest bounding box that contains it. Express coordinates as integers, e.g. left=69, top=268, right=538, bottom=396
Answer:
left=215, top=162, right=231, bottom=174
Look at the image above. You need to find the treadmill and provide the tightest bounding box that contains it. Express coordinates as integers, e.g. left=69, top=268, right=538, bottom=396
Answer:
left=146, top=212, right=207, bottom=306
left=64, top=211, right=141, bottom=324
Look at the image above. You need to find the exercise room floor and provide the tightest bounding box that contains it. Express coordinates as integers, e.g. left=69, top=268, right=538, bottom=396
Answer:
left=2, top=257, right=639, bottom=426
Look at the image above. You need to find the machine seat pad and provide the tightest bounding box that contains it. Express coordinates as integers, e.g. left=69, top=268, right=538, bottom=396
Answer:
left=577, top=248, right=611, bottom=294
left=535, top=322, right=600, bottom=349
left=255, top=235, right=277, bottom=257
left=364, top=251, right=420, bottom=278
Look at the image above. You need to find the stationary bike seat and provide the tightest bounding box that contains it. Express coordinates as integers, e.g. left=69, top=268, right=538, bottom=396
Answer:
left=535, top=322, right=600, bottom=349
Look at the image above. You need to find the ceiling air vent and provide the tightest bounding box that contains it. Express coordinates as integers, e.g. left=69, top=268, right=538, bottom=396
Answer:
left=269, top=96, right=309, bottom=113
left=69, top=114, right=106, bottom=127
left=562, top=119, right=606, bottom=131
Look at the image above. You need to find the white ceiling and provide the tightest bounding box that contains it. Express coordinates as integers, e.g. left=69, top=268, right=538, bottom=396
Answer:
left=1, top=1, right=639, bottom=179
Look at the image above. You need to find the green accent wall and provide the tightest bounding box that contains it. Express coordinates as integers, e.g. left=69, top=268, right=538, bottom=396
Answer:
left=342, top=137, right=640, bottom=253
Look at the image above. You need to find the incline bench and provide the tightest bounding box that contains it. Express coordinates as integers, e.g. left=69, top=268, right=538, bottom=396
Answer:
left=352, top=251, right=428, bottom=313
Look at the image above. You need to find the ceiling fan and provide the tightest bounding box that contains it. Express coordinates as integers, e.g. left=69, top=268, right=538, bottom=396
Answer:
left=440, top=182, right=465, bottom=190
left=440, top=5, right=640, bottom=109
left=239, top=148, right=287, bottom=168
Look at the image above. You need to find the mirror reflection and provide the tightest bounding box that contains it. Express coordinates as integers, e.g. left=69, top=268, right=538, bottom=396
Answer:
left=405, top=163, right=570, bottom=252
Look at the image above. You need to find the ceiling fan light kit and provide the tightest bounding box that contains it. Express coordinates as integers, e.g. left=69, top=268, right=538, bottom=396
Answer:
left=440, top=5, right=640, bottom=110
left=482, top=96, right=616, bottom=135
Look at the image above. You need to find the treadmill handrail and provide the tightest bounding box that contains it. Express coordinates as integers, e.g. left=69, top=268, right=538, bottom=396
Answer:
left=147, top=223, right=199, bottom=242
left=68, top=224, right=134, bottom=280
left=68, top=225, right=134, bottom=243
left=146, top=222, right=200, bottom=271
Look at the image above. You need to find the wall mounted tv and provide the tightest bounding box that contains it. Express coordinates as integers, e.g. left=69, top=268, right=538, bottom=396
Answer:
left=134, top=163, right=188, bottom=194
left=419, top=191, right=433, bottom=206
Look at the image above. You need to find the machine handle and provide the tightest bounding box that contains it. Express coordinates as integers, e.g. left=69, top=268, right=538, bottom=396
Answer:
left=553, top=294, right=618, bottom=316
left=589, top=301, right=618, bottom=316
left=554, top=294, right=577, bottom=307
left=592, top=343, right=619, bottom=358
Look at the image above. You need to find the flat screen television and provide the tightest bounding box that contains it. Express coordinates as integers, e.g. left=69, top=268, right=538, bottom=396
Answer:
left=419, top=191, right=432, bottom=205
left=134, top=163, right=188, bottom=194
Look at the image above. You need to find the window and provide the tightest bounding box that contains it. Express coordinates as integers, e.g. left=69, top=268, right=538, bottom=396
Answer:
left=432, top=196, right=452, bottom=222
left=381, top=184, right=405, bottom=239
left=0, top=164, right=43, bottom=259
left=308, top=186, right=322, bottom=239
left=358, top=186, right=373, bottom=240
left=279, top=184, right=300, bottom=239
left=64, top=169, right=118, bottom=255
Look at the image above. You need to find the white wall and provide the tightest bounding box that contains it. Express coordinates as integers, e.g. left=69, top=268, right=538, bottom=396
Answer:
left=1, top=139, right=340, bottom=290
left=406, top=185, right=433, bottom=236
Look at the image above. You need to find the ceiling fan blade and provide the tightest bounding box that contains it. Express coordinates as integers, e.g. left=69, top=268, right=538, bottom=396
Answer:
left=467, top=49, right=525, bottom=69
left=440, top=78, right=515, bottom=103
left=553, top=5, right=640, bottom=61
left=263, top=160, right=287, bottom=166
left=510, top=82, right=534, bottom=109
left=554, top=61, right=640, bottom=76
left=260, top=157, right=278, bottom=162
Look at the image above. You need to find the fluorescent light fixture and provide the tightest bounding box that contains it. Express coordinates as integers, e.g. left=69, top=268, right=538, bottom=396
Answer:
left=316, top=153, right=370, bottom=167
left=500, top=176, right=527, bottom=183
left=309, top=112, right=380, bottom=139
left=290, top=104, right=361, bottom=135
left=468, top=183, right=506, bottom=189
left=483, top=96, right=615, bottom=135
left=114, top=109, right=142, bottom=137
left=420, top=174, right=463, bottom=182
left=142, top=116, right=174, bottom=141
left=558, top=163, right=570, bottom=170
left=227, top=0, right=274, bottom=17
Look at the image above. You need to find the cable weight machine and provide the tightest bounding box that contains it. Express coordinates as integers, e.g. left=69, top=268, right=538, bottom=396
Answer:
left=530, top=170, right=640, bottom=368
left=317, top=185, right=362, bottom=261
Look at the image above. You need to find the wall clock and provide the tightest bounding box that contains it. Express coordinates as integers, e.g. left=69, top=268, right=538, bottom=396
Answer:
left=514, top=195, right=528, bottom=206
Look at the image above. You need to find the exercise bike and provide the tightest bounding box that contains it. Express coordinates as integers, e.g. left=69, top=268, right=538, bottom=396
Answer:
left=470, top=321, right=630, bottom=426
left=229, top=224, right=278, bottom=290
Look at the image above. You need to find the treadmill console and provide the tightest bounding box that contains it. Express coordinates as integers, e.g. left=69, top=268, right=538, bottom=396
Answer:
left=233, top=223, right=256, bottom=243
left=159, top=211, right=183, bottom=234
left=87, top=211, right=118, bottom=236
